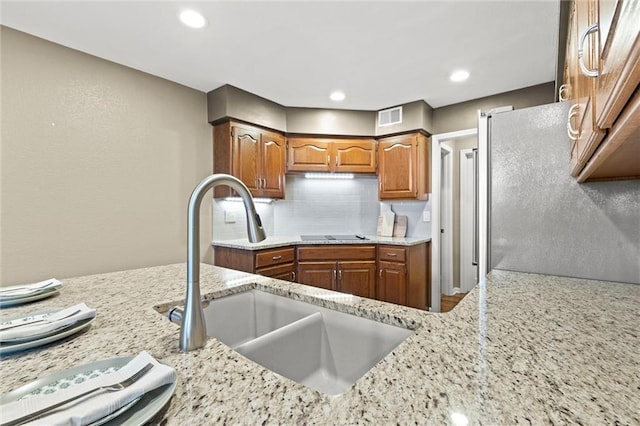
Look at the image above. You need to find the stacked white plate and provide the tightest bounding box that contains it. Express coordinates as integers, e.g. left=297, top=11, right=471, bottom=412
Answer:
left=0, top=303, right=96, bottom=356
left=0, top=351, right=177, bottom=425
left=0, top=279, right=63, bottom=308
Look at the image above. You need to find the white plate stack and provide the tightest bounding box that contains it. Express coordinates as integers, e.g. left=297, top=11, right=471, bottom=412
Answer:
left=0, top=303, right=96, bottom=356
left=0, top=279, right=63, bottom=308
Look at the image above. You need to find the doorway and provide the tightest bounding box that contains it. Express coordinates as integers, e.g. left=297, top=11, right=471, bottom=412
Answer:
left=430, top=128, right=478, bottom=312
left=440, top=144, right=454, bottom=296
left=459, top=149, right=478, bottom=293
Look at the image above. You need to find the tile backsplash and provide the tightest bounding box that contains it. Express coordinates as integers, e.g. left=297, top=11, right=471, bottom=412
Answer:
left=212, top=175, right=431, bottom=240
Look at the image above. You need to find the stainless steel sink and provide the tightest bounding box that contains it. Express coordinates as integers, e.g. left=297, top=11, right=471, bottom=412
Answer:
left=198, top=289, right=412, bottom=395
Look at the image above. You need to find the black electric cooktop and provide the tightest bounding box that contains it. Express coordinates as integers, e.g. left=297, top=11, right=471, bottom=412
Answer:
left=300, top=235, right=368, bottom=241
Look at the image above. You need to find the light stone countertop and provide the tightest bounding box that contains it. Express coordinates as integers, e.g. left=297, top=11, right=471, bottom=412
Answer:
left=211, top=235, right=431, bottom=250
left=1, top=265, right=638, bottom=425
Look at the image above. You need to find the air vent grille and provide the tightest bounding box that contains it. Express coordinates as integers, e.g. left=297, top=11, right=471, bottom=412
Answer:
left=378, top=106, right=402, bottom=127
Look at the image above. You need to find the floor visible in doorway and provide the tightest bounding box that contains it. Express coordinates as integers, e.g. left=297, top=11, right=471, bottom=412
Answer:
left=441, top=293, right=468, bottom=313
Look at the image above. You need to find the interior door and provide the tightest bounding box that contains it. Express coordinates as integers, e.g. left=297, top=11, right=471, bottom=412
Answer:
left=459, top=149, right=478, bottom=292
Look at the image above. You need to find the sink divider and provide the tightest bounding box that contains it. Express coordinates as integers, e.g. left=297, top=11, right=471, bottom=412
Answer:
left=232, top=311, right=323, bottom=352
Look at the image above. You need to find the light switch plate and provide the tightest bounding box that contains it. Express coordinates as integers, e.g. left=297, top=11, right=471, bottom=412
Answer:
left=422, top=211, right=431, bottom=222
left=224, top=210, right=236, bottom=223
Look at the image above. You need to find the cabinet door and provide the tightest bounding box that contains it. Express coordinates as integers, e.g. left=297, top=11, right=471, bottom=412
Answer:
left=377, top=261, right=407, bottom=306
left=593, top=0, right=640, bottom=130
left=232, top=125, right=261, bottom=195
left=572, top=0, right=606, bottom=176
left=287, top=138, right=332, bottom=172
left=260, top=131, right=286, bottom=198
left=297, top=261, right=335, bottom=290
left=332, top=140, right=377, bottom=173
left=337, top=261, right=376, bottom=299
left=378, top=136, right=417, bottom=199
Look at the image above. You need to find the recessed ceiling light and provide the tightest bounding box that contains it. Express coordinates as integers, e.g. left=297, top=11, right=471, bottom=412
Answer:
left=179, top=10, right=206, bottom=29
left=450, top=70, right=470, bottom=82
left=329, top=91, right=346, bottom=102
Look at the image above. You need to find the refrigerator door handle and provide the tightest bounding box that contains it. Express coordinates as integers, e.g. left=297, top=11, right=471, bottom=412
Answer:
left=472, top=148, right=479, bottom=266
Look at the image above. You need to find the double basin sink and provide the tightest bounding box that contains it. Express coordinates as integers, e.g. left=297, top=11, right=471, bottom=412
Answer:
left=190, top=289, right=412, bottom=395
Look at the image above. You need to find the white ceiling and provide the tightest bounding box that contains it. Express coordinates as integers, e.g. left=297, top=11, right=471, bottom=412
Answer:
left=0, top=1, right=560, bottom=110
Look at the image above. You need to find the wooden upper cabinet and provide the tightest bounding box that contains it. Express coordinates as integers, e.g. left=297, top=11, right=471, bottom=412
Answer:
left=287, top=137, right=376, bottom=173
left=260, top=130, right=286, bottom=198
left=592, top=0, right=640, bottom=130
left=232, top=125, right=261, bottom=194
left=213, top=121, right=286, bottom=198
left=332, top=140, right=377, bottom=172
left=287, top=138, right=332, bottom=172
left=378, top=132, right=430, bottom=200
left=568, top=0, right=605, bottom=176
left=563, top=0, right=639, bottom=181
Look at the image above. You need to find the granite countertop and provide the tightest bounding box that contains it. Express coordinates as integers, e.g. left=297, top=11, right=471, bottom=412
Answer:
left=1, top=265, right=638, bottom=424
left=211, top=235, right=431, bottom=250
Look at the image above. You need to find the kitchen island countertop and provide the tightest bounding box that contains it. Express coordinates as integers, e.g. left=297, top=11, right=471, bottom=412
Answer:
left=0, top=264, right=638, bottom=424
left=212, top=235, right=431, bottom=250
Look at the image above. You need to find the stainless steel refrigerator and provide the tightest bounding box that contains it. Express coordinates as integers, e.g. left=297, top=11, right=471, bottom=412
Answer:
left=475, top=101, right=640, bottom=285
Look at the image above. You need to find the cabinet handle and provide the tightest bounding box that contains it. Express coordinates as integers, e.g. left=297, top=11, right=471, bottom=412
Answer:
left=558, top=84, right=569, bottom=102
left=333, top=269, right=337, bottom=282
left=271, top=255, right=282, bottom=261
left=291, top=271, right=296, bottom=281
left=567, top=104, right=579, bottom=140
left=327, top=155, right=330, bottom=165
left=379, top=269, right=383, bottom=277
left=578, top=23, right=599, bottom=78
left=386, top=253, right=397, bottom=257
left=338, top=269, right=342, bottom=281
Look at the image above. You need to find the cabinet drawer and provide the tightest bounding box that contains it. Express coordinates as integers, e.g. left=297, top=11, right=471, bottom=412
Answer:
left=256, top=263, right=296, bottom=281
left=297, top=245, right=376, bottom=261
left=378, top=246, right=407, bottom=262
left=255, top=247, right=295, bottom=268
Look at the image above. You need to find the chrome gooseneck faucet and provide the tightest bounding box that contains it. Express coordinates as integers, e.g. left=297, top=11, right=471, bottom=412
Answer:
left=180, top=173, right=266, bottom=351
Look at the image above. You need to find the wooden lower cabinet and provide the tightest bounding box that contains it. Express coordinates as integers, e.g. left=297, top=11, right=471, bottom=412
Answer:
left=297, top=245, right=376, bottom=298
left=215, top=242, right=430, bottom=310
left=337, top=261, right=376, bottom=298
left=296, top=261, right=335, bottom=290
left=377, top=243, right=429, bottom=310
left=213, top=246, right=296, bottom=282
left=377, top=261, right=407, bottom=306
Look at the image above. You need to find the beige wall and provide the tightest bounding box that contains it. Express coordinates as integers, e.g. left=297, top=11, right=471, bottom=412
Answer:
left=1, top=27, right=212, bottom=286
left=375, top=100, right=433, bottom=136
left=286, top=107, right=375, bottom=135
left=432, top=82, right=555, bottom=134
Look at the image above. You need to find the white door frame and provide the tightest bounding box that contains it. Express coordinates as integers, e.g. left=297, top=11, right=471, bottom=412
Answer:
left=430, top=128, right=477, bottom=312
left=459, top=148, right=477, bottom=293
left=440, top=144, right=454, bottom=296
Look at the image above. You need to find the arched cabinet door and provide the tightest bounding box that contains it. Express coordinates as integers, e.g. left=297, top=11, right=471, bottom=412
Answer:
left=377, top=132, right=429, bottom=200
left=213, top=121, right=286, bottom=199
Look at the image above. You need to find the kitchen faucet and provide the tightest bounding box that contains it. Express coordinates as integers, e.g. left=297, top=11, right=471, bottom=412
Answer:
left=180, top=173, right=266, bottom=351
